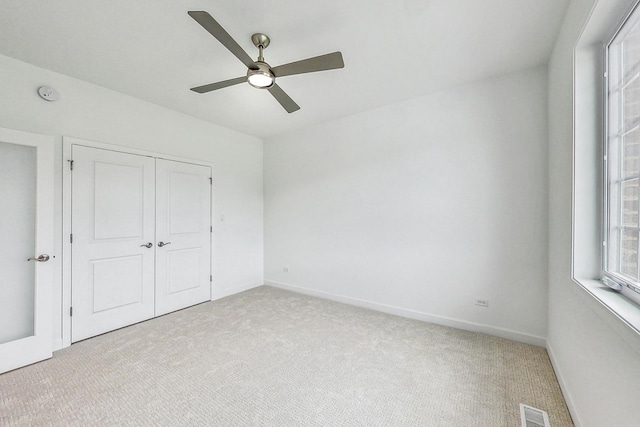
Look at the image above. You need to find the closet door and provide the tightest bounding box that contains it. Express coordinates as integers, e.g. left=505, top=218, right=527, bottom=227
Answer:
left=155, top=159, right=211, bottom=316
left=71, top=146, right=156, bottom=342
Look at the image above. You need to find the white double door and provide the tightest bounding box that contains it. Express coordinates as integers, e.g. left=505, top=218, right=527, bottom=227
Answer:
left=71, top=146, right=211, bottom=342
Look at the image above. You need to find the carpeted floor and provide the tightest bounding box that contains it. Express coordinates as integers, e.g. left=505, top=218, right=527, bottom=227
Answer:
left=0, top=286, right=573, bottom=426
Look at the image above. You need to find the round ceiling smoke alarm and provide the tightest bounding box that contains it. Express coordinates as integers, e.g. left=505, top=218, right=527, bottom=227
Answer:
left=37, top=86, right=59, bottom=102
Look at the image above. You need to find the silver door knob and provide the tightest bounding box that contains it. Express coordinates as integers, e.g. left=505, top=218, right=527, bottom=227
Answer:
left=27, top=254, right=50, bottom=262
left=157, top=241, right=171, bottom=247
left=140, top=242, right=153, bottom=248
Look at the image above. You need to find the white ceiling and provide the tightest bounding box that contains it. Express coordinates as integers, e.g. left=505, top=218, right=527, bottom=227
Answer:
left=0, top=0, right=569, bottom=139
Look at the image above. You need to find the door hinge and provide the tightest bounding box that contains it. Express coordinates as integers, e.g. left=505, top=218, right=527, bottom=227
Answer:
left=210, top=226, right=213, bottom=233
left=68, top=159, right=74, bottom=170
left=209, top=177, right=212, bottom=185
left=210, top=275, right=212, bottom=282
left=70, top=234, right=73, bottom=243
left=70, top=306, right=73, bottom=317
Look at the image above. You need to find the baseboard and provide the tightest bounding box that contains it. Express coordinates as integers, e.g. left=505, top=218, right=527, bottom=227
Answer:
left=212, top=281, right=263, bottom=301
left=52, top=337, right=64, bottom=352
left=265, top=280, right=546, bottom=347
left=546, top=341, right=582, bottom=427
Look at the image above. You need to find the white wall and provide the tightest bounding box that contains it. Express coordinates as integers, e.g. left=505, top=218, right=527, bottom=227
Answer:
left=264, top=66, right=549, bottom=344
left=548, top=0, right=640, bottom=425
left=0, top=54, right=264, bottom=349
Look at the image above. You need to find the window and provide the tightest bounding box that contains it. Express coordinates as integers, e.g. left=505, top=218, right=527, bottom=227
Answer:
left=604, top=2, right=640, bottom=306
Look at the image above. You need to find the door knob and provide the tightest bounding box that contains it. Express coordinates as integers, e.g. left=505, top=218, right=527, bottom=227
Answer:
left=157, top=241, right=172, bottom=247
left=27, top=254, right=50, bottom=262
left=140, top=242, right=153, bottom=248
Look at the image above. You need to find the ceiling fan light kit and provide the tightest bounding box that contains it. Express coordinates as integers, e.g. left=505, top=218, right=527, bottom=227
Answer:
left=187, top=11, right=344, bottom=113
left=247, top=67, right=274, bottom=89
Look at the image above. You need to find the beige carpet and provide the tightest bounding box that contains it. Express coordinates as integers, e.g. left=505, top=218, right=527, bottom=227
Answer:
left=0, top=286, right=573, bottom=426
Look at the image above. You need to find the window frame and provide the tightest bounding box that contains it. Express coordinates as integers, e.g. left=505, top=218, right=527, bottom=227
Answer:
left=602, top=0, right=640, bottom=307
left=570, top=0, right=640, bottom=346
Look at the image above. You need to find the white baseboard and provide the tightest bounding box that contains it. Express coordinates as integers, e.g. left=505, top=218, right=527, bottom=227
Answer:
left=52, top=338, right=64, bottom=352
left=265, top=280, right=546, bottom=347
left=212, top=281, right=263, bottom=301
left=546, top=341, right=582, bottom=427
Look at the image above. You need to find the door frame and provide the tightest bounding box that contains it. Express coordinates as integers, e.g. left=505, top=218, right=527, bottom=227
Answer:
left=0, top=126, right=55, bottom=373
left=62, top=136, right=214, bottom=348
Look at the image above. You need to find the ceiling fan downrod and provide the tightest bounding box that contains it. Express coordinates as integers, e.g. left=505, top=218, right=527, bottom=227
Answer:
left=251, top=33, right=270, bottom=62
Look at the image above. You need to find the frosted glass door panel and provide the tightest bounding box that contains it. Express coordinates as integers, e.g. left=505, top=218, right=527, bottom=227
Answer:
left=0, top=142, right=36, bottom=344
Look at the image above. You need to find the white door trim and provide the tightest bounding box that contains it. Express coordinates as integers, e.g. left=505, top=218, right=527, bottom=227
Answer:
left=62, top=136, right=214, bottom=349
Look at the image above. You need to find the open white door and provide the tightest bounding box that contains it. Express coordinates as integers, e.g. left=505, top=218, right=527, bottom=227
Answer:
left=0, top=127, right=54, bottom=374
left=155, top=159, right=211, bottom=316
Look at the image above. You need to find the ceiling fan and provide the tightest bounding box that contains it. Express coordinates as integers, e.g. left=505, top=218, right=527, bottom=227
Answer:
left=188, top=11, right=345, bottom=113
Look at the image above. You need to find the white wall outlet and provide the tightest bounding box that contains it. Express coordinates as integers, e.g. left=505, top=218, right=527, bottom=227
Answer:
left=475, top=299, right=489, bottom=307
left=283, top=267, right=289, bottom=273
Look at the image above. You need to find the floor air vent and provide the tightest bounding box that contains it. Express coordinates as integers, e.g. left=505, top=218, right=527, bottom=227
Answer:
left=520, top=403, right=551, bottom=427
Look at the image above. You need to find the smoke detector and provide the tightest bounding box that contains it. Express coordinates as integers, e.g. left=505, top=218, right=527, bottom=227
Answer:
left=38, top=86, right=59, bottom=102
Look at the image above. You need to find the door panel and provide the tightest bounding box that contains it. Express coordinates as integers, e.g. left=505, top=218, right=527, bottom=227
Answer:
left=71, top=146, right=155, bottom=342
left=167, top=248, right=202, bottom=293
left=91, top=255, right=144, bottom=312
left=0, top=128, right=54, bottom=374
left=93, top=162, right=146, bottom=239
left=155, top=159, right=211, bottom=316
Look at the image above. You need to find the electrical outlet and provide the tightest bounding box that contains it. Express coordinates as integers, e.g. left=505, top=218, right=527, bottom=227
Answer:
left=283, top=267, right=289, bottom=273
left=475, top=299, right=489, bottom=307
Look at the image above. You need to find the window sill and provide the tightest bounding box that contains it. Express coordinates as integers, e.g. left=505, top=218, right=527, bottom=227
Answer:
left=573, top=278, right=640, bottom=341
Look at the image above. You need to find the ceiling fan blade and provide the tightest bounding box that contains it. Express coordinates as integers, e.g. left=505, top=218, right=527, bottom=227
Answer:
left=271, top=52, right=344, bottom=78
left=188, top=11, right=255, bottom=69
left=268, top=84, right=300, bottom=113
left=190, top=76, right=247, bottom=93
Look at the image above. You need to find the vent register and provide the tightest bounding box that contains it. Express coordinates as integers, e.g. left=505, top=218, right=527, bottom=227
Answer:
left=520, top=404, right=551, bottom=427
